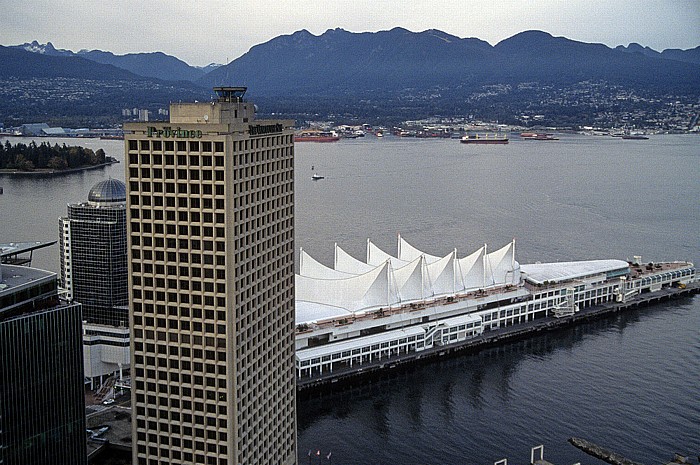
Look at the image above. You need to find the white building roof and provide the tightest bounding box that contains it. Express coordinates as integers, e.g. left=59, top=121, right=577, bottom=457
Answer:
left=41, top=127, right=66, bottom=135
left=295, top=237, right=520, bottom=322
left=520, top=260, right=629, bottom=284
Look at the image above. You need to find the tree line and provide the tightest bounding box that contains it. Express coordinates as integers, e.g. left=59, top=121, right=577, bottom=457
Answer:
left=0, top=141, right=106, bottom=171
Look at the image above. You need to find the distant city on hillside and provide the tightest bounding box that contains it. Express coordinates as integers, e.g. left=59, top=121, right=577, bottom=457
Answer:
left=1, top=29, right=699, bottom=130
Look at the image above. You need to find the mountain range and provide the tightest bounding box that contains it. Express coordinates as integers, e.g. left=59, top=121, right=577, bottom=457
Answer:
left=11, top=40, right=221, bottom=81
left=10, top=32, right=700, bottom=89
left=615, top=42, right=700, bottom=64
left=200, top=28, right=700, bottom=96
left=2, top=29, right=700, bottom=127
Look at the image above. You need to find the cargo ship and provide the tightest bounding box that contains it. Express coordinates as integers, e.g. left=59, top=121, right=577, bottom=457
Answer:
left=521, top=132, right=558, bottom=140
left=294, top=130, right=340, bottom=142
left=621, top=134, right=649, bottom=140
left=294, top=236, right=697, bottom=389
left=460, top=133, right=509, bottom=144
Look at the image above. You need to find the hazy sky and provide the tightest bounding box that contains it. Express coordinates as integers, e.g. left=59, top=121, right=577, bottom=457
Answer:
left=3, top=0, right=699, bottom=66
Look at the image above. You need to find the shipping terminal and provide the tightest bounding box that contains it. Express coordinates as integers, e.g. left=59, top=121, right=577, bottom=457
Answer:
left=294, top=236, right=697, bottom=389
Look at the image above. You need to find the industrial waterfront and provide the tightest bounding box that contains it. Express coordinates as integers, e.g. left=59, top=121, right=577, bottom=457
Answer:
left=1, top=133, right=698, bottom=463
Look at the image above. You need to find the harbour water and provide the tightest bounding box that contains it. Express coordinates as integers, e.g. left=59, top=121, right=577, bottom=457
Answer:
left=1, top=133, right=698, bottom=463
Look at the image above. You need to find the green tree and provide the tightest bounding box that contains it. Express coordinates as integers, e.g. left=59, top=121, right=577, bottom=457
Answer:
left=14, top=154, right=34, bottom=171
left=47, top=156, right=68, bottom=170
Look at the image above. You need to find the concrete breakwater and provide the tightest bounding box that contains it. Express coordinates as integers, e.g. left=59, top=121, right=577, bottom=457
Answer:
left=568, top=437, right=646, bottom=465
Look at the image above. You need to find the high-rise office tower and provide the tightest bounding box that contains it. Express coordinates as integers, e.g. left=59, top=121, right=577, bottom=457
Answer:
left=59, top=178, right=128, bottom=327
left=125, top=87, right=296, bottom=465
left=59, top=179, right=130, bottom=389
left=0, top=261, right=87, bottom=465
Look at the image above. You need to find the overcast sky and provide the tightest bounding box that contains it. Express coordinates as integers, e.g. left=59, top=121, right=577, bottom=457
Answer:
left=3, top=0, right=699, bottom=67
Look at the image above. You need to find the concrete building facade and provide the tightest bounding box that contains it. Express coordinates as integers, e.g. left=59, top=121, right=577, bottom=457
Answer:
left=124, top=87, right=297, bottom=465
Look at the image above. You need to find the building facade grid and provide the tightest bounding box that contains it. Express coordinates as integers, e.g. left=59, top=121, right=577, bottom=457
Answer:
left=126, top=95, right=296, bottom=465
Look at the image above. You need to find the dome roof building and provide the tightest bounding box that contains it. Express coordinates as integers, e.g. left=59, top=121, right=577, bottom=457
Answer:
left=59, top=178, right=128, bottom=328
left=87, top=179, right=126, bottom=205
left=59, top=177, right=130, bottom=390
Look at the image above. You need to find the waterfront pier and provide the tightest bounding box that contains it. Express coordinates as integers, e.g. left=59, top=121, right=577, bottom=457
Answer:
left=297, top=280, right=698, bottom=390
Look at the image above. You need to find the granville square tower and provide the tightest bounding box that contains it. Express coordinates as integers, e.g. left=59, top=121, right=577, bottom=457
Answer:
left=124, top=87, right=296, bottom=465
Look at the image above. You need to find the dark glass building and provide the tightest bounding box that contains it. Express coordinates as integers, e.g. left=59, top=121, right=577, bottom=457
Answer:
left=0, top=264, right=87, bottom=465
left=59, top=179, right=128, bottom=327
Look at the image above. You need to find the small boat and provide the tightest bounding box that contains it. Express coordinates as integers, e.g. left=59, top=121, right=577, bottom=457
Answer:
left=312, top=174, right=324, bottom=181
left=460, top=133, right=509, bottom=144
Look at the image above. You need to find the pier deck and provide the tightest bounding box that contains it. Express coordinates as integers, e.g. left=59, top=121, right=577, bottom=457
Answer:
left=297, top=281, right=698, bottom=390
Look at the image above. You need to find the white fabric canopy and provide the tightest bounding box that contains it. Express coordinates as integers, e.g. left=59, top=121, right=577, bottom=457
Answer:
left=391, top=255, right=431, bottom=302
left=397, top=234, right=441, bottom=264
left=299, top=248, right=354, bottom=279
left=297, top=238, right=521, bottom=317
left=485, top=241, right=520, bottom=286
left=426, top=250, right=458, bottom=296
left=334, top=244, right=375, bottom=275
left=457, top=246, right=486, bottom=290
left=367, top=240, right=409, bottom=268
left=295, top=301, right=353, bottom=324
left=296, top=262, right=394, bottom=313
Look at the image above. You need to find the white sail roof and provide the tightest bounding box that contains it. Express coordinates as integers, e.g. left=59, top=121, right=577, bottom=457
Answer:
left=295, top=301, right=353, bottom=324
left=299, top=248, right=354, bottom=279
left=391, top=255, right=431, bottom=302
left=367, top=240, right=409, bottom=268
left=425, top=250, right=458, bottom=296
left=485, top=241, right=520, bottom=286
left=296, top=238, right=521, bottom=317
left=334, top=244, right=375, bottom=275
left=457, top=246, right=486, bottom=291
left=296, top=261, right=395, bottom=313
left=397, top=234, right=441, bottom=264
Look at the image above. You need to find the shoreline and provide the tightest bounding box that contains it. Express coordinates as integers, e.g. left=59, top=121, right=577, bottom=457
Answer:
left=0, top=159, right=119, bottom=177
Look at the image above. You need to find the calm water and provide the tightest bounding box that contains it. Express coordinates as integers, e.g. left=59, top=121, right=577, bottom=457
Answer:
left=1, top=134, right=699, bottom=464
